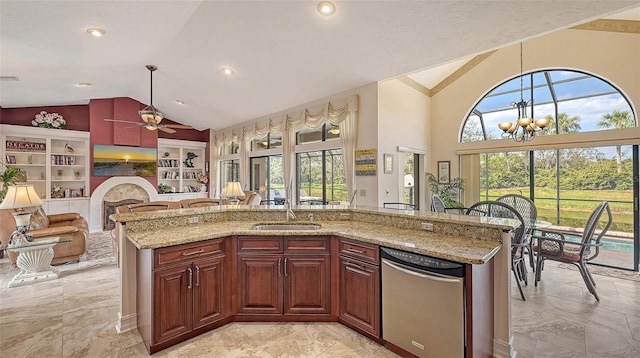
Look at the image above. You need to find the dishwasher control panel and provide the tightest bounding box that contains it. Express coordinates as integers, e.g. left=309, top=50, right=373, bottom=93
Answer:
left=381, top=247, right=464, bottom=277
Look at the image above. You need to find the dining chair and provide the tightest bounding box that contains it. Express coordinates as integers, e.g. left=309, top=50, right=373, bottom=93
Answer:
left=497, top=194, right=538, bottom=270
left=466, top=200, right=528, bottom=300
left=531, top=201, right=612, bottom=301
left=431, top=194, right=466, bottom=214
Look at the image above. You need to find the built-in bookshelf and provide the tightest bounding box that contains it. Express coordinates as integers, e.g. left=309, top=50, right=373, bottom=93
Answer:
left=1, top=124, right=90, bottom=218
left=157, top=138, right=207, bottom=194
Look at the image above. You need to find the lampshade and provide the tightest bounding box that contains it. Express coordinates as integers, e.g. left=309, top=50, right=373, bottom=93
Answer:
left=0, top=184, right=43, bottom=210
left=221, top=182, right=244, bottom=197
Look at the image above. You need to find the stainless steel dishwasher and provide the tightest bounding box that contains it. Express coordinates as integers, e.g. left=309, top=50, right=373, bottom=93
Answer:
left=381, top=247, right=465, bottom=358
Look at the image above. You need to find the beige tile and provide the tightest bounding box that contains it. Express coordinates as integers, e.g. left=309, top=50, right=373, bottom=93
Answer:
left=2, top=253, right=640, bottom=358
left=61, top=303, right=142, bottom=358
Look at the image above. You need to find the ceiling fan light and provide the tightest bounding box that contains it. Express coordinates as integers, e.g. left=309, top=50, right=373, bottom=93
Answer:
left=139, top=106, right=163, bottom=124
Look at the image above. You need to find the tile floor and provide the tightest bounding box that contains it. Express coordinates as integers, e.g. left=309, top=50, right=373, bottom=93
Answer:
left=0, top=260, right=638, bottom=357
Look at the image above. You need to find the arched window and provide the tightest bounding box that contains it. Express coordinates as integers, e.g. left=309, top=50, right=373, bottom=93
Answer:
left=460, top=69, right=636, bottom=142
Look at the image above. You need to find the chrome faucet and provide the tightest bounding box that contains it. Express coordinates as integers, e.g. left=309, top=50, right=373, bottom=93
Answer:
left=285, top=201, right=296, bottom=223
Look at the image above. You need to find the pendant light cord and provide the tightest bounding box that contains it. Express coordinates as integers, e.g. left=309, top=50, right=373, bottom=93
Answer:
left=519, top=42, right=524, bottom=102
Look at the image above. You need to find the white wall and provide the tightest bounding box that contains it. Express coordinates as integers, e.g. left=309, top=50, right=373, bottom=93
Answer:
left=377, top=79, right=430, bottom=208
left=430, top=28, right=640, bottom=175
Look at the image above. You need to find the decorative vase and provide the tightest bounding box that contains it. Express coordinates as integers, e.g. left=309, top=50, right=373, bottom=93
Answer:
left=200, top=184, right=207, bottom=192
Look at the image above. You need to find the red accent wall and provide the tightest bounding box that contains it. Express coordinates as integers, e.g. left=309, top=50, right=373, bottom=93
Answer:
left=0, top=105, right=90, bottom=130
left=89, top=97, right=159, bottom=192
left=2, top=99, right=210, bottom=194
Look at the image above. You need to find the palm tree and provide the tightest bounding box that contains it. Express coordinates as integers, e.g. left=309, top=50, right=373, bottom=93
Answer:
left=598, top=110, right=635, bottom=173
left=543, top=112, right=581, bottom=134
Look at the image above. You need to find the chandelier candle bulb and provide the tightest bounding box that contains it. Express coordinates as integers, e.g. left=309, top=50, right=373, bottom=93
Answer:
left=535, top=118, right=550, bottom=128
left=517, top=117, right=532, bottom=127
left=498, top=122, right=513, bottom=131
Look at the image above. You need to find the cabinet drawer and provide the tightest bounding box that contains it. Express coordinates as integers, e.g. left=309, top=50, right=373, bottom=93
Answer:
left=339, top=238, right=379, bottom=264
left=237, top=236, right=284, bottom=253
left=155, top=239, right=225, bottom=268
left=284, top=236, right=330, bottom=254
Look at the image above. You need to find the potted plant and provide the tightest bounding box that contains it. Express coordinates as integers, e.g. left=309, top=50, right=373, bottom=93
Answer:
left=0, top=165, right=27, bottom=201
left=426, top=172, right=465, bottom=209
left=158, top=183, right=172, bottom=194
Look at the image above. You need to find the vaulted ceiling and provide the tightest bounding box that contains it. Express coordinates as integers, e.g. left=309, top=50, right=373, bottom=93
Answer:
left=1, top=1, right=638, bottom=131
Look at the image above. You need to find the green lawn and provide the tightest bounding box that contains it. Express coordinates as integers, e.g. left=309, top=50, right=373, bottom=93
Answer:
left=484, top=187, right=634, bottom=233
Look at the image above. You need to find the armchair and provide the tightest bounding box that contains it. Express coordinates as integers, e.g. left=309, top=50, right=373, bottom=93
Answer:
left=0, top=207, right=88, bottom=265
left=532, top=201, right=612, bottom=301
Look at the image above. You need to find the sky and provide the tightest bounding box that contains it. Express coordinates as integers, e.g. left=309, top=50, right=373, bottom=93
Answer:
left=93, top=145, right=157, bottom=161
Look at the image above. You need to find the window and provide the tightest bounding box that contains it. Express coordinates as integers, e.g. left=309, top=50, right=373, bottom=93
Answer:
left=479, top=145, right=638, bottom=271
left=250, top=155, right=284, bottom=204
left=295, top=124, right=345, bottom=204
left=219, top=142, right=239, bottom=156
left=219, top=159, right=239, bottom=193
left=296, top=149, right=346, bottom=204
left=461, top=70, right=636, bottom=142
left=250, top=133, right=282, bottom=152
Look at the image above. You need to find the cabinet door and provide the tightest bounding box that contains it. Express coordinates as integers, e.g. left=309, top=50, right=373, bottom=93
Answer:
left=339, top=256, right=380, bottom=337
left=193, top=256, right=227, bottom=329
left=154, top=264, right=193, bottom=344
left=284, top=255, right=331, bottom=315
left=237, top=255, right=283, bottom=315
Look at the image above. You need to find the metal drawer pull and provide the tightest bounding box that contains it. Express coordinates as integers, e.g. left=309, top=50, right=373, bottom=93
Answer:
left=187, top=267, right=193, bottom=289
left=346, top=248, right=365, bottom=254
left=195, top=266, right=200, bottom=287
left=284, top=258, right=288, bottom=277
left=345, top=261, right=365, bottom=270
left=278, top=258, right=282, bottom=277
left=182, top=249, right=204, bottom=256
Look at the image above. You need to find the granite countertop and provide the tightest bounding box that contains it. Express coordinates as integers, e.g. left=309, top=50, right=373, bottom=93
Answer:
left=125, top=220, right=503, bottom=265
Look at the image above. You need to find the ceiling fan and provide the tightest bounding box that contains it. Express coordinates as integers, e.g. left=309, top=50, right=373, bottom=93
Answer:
left=104, top=65, right=192, bottom=134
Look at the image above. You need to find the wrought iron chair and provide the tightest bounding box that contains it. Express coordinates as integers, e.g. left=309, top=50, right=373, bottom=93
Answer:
left=431, top=194, right=466, bottom=214
left=532, top=201, right=612, bottom=301
left=466, top=201, right=528, bottom=300
left=497, top=194, right=538, bottom=270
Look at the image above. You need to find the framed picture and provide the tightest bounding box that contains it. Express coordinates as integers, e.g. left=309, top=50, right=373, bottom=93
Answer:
left=384, top=153, right=393, bottom=174
left=437, top=161, right=450, bottom=184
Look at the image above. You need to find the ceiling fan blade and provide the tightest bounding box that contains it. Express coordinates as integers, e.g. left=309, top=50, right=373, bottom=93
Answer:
left=158, top=127, right=176, bottom=134
left=163, top=124, right=192, bottom=129
left=104, top=118, right=144, bottom=126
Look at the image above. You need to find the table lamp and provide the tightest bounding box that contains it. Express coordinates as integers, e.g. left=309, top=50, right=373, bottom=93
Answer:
left=221, top=182, right=244, bottom=205
left=0, top=184, right=43, bottom=244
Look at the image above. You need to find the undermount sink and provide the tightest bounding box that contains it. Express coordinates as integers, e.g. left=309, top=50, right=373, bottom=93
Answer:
left=251, top=223, right=322, bottom=231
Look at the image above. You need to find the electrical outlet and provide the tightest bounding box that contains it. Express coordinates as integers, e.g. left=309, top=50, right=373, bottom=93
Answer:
left=420, top=222, right=434, bottom=231
left=188, top=216, right=199, bottom=224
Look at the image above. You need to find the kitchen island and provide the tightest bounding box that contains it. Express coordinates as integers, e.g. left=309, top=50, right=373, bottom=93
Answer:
left=111, top=205, right=517, bottom=357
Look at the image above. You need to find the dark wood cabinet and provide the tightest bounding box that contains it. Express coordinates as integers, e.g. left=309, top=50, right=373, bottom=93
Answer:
left=237, top=254, right=283, bottom=315
left=284, top=255, right=331, bottom=315
left=338, top=238, right=380, bottom=339
left=236, top=235, right=331, bottom=319
left=193, top=256, right=228, bottom=329
left=138, top=238, right=230, bottom=354
left=154, top=263, right=192, bottom=343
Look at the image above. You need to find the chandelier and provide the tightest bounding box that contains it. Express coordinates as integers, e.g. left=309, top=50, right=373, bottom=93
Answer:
left=498, top=43, right=549, bottom=142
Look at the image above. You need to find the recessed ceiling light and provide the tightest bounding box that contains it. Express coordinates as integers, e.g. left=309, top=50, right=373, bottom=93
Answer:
left=175, top=100, right=185, bottom=105
left=317, top=1, right=336, bottom=16
left=76, top=82, right=91, bottom=87
left=86, top=28, right=106, bottom=37
left=221, top=66, right=234, bottom=76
